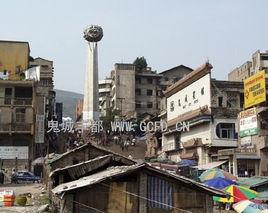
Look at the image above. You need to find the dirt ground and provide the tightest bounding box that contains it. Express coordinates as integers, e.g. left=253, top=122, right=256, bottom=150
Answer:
left=0, top=183, right=50, bottom=213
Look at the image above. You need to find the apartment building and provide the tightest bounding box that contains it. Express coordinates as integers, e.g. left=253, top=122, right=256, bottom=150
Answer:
left=109, top=63, right=192, bottom=119
left=229, top=50, right=268, bottom=82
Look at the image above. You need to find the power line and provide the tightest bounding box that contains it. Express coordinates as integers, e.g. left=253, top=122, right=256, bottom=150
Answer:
left=100, top=182, right=192, bottom=213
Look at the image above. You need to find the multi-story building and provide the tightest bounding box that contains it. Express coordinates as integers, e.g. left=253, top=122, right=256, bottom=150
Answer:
left=162, top=63, right=244, bottom=166
left=109, top=63, right=193, bottom=119
left=228, top=50, right=268, bottom=82
left=0, top=40, right=55, bottom=172
left=0, top=80, right=35, bottom=170
left=99, top=78, right=112, bottom=117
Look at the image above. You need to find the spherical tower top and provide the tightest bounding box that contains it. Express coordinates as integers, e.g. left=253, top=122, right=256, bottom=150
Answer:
left=83, top=25, right=103, bottom=42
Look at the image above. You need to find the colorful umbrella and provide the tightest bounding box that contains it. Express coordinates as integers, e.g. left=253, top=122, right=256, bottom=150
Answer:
left=204, top=177, right=237, bottom=189
left=199, top=168, right=237, bottom=182
left=233, top=200, right=268, bottom=213
left=213, top=185, right=258, bottom=203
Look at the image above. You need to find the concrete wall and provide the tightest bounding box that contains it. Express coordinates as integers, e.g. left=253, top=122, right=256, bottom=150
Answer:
left=167, top=74, right=211, bottom=120
left=0, top=41, right=29, bottom=77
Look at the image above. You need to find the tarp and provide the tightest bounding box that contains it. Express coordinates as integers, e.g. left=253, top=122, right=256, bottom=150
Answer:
left=192, top=161, right=227, bottom=170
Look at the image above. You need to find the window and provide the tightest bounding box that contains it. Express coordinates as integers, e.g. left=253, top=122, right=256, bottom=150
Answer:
left=178, top=99, right=181, bottom=106
left=135, top=89, right=141, bottom=95
left=216, top=123, right=237, bottom=139
left=136, top=101, right=141, bottom=108
left=201, top=87, right=204, bottom=95
left=165, top=77, right=169, bottom=81
left=170, top=101, right=174, bottom=112
left=185, top=95, right=188, bottom=102
left=147, top=102, right=153, bottom=108
left=227, top=101, right=232, bottom=107
left=218, top=97, right=223, bottom=107
left=240, top=93, right=244, bottom=108
left=147, top=78, right=153, bottom=84
left=193, top=91, right=196, bottom=99
left=135, top=77, right=141, bottom=84
left=147, top=89, right=153, bottom=96
left=147, top=176, right=172, bottom=210
left=4, top=88, right=12, bottom=104
left=15, top=108, right=26, bottom=123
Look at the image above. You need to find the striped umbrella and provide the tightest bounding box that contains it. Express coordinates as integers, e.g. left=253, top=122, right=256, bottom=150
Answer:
left=199, top=168, right=237, bottom=182
left=213, top=185, right=258, bottom=203
left=233, top=200, right=268, bottom=213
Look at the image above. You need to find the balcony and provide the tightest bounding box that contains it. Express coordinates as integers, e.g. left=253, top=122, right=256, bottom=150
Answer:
left=0, top=123, right=32, bottom=134
left=0, top=97, right=32, bottom=106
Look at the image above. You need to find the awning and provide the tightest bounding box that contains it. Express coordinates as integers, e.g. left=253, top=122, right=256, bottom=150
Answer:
left=180, top=152, right=198, bottom=159
left=192, top=161, right=227, bottom=170
left=236, top=155, right=260, bottom=160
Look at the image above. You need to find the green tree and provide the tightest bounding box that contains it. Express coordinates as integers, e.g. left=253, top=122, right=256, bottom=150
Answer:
left=133, top=56, right=147, bottom=71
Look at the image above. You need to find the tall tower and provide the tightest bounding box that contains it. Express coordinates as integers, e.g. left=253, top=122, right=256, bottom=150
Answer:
left=82, top=25, right=103, bottom=122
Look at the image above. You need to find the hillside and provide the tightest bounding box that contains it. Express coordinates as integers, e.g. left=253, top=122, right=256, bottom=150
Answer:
left=55, top=89, right=83, bottom=119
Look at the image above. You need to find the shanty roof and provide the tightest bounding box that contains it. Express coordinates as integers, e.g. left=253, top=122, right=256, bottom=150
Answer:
left=47, top=143, right=136, bottom=165
left=52, top=163, right=227, bottom=197
left=49, top=154, right=114, bottom=179
left=238, top=176, right=268, bottom=188
left=52, top=164, right=144, bottom=195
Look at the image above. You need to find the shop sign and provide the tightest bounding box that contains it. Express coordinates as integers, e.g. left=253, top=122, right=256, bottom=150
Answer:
left=239, top=108, right=258, bottom=137
left=244, top=70, right=266, bottom=108
left=0, top=146, right=28, bottom=159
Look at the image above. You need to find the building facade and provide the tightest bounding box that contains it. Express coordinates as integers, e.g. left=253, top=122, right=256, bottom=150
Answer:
left=0, top=40, right=55, bottom=173
left=228, top=50, right=268, bottom=82
left=99, top=78, right=112, bottom=117
left=162, top=63, right=244, bottom=167
left=109, top=63, right=192, bottom=119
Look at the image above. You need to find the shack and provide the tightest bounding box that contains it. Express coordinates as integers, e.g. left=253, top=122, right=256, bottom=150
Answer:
left=51, top=163, right=226, bottom=213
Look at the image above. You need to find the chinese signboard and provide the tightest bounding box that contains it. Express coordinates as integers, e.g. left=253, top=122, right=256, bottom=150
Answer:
left=0, top=146, right=28, bottom=159
left=239, top=108, right=258, bottom=137
left=244, top=70, right=266, bottom=108
left=240, top=136, right=252, bottom=148
left=35, top=115, right=44, bottom=143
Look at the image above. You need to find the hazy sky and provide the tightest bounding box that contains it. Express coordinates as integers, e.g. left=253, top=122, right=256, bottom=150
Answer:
left=1, top=0, right=268, bottom=94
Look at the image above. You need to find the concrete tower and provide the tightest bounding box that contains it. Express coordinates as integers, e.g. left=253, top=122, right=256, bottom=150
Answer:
left=82, top=25, right=103, bottom=122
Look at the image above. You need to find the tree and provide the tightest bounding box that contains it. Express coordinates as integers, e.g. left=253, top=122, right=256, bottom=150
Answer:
left=133, top=56, right=147, bottom=71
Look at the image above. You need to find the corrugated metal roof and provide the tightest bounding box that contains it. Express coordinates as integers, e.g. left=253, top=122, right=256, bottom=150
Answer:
left=49, top=155, right=114, bottom=179
left=47, top=143, right=136, bottom=165
left=238, top=176, right=268, bottom=188
left=52, top=164, right=144, bottom=195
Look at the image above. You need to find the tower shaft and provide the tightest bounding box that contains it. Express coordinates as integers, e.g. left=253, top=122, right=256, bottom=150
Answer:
left=83, top=42, right=99, bottom=121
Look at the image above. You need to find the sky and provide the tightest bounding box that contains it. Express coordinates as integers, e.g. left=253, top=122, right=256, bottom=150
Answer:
left=1, top=0, right=268, bottom=94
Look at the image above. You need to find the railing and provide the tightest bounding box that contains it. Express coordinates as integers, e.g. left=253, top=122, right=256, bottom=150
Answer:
left=0, top=97, right=32, bottom=106
left=0, top=123, right=32, bottom=133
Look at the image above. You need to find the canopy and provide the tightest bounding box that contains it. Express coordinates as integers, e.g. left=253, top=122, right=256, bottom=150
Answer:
left=204, top=177, right=236, bottom=189
left=192, top=161, right=227, bottom=170
left=199, top=168, right=237, bottom=182
left=213, top=185, right=258, bottom=203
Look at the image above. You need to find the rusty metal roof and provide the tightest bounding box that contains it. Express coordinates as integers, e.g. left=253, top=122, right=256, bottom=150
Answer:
left=47, top=143, right=136, bottom=165
left=49, top=154, right=114, bottom=179
left=52, top=164, right=144, bottom=195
